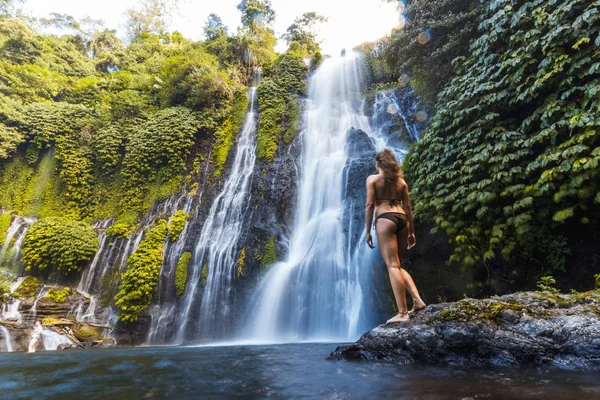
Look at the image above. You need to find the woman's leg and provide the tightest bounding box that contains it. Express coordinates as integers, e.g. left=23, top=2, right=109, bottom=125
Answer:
left=375, top=219, right=409, bottom=323
left=396, top=227, right=426, bottom=313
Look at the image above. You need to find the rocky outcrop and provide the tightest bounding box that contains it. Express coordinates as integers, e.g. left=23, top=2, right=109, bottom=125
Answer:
left=330, top=290, right=600, bottom=371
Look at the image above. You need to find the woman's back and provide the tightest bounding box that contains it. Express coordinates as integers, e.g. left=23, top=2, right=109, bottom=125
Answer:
left=372, top=174, right=407, bottom=215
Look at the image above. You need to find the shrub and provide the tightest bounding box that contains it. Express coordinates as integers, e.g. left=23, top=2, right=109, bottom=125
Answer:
left=22, top=217, right=99, bottom=275
left=167, top=210, right=188, bottom=242
left=405, top=0, right=600, bottom=271
left=45, top=287, right=72, bottom=303
left=13, top=276, right=39, bottom=298
left=256, top=52, right=308, bottom=161
left=0, top=213, right=11, bottom=244
left=536, top=276, right=559, bottom=295
left=115, top=220, right=168, bottom=322
left=106, top=223, right=130, bottom=239
left=175, top=251, right=191, bottom=297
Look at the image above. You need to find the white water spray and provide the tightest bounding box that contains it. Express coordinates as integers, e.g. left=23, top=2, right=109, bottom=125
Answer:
left=244, top=53, right=375, bottom=343
left=175, top=87, right=258, bottom=343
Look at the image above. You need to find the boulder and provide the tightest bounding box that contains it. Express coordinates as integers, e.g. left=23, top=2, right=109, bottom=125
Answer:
left=330, top=290, right=600, bottom=371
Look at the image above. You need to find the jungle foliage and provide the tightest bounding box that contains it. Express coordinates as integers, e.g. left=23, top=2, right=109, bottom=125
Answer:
left=364, top=0, right=482, bottom=105
left=256, top=49, right=308, bottom=161
left=115, top=219, right=168, bottom=322
left=405, top=0, right=600, bottom=274
left=21, top=217, right=99, bottom=276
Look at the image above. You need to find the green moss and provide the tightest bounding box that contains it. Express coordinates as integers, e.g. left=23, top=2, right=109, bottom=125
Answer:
left=106, top=223, right=130, bottom=239
left=13, top=276, right=40, bottom=298
left=212, top=90, right=250, bottom=176
left=73, top=323, right=101, bottom=341
left=42, top=317, right=73, bottom=326
left=283, top=97, right=301, bottom=145
left=22, top=152, right=56, bottom=217
left=0, top=157, right=33, bottom=213
left=257, top=52, right=308, bottom=161
left=45, top=286, right=72, bottom=303
left=100, top=267, right=120, bottom=308
left=168, top=210, right=188, bottom=242
left=115, top=220, right=168, bottom=322
left=436, top=299, right=526, bottom=322
left=237, top=248, right=246, bottom=278
left=0, top=213, right=11, bottom=245
left=261, top=236, right=278, bottom=269
left=175, top=251, right=191, bottom=297
left=201, top=264, right=208, bottom=287
left=22, top=217, right=99, bottom=275
left=0, top=273, right=12, bottom=302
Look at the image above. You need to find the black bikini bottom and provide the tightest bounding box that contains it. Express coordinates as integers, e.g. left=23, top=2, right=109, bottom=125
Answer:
left=376, top=212, right=408, bottom=233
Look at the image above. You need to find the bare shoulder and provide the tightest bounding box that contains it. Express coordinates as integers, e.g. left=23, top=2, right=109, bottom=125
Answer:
left=398, top=177, right=409, bottom=190
left=366, top=174, right=379, bottom=184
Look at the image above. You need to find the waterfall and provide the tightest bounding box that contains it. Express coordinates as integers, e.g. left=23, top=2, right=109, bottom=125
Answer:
left=77, top=219, right=113, bottom=294
left=27, top=287, right=46, bottom=322
left=41, top=328, right=73, bottom=350
left=174, top=87, right=258, bottom=343
left=146, top=196, right=195, bottom=344
left=243, top=52, right=376, bottom=343
left=0, top=325, right=13, bottom=352
left=0, top=216, right=35, bottom=271
left=1, top=299, right=22, bottom=323
left=370, top=89, right=421, bottom=158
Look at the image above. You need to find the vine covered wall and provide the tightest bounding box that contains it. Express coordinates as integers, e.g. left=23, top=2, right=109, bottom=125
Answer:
left=404, top=0, right=600, bottom=280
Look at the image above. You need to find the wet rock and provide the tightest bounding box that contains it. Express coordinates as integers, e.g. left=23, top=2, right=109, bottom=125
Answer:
left=330, top=291, right=600, bottom=371
left=73, top=323, right=101, bottom=342
left=342, top=127, right=376, bottom=250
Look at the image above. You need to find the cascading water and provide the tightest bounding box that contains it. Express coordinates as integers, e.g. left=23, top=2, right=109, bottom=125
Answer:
left=41, top=328, right=73, bottom=350
left=0, top=325, right=13, bottom=352
left=243, top=52, right=378, bottom=343
left=77, top=219, right=113, bottom=295
left=0, top=216, right=35, bottom=271
left=146, top=196, right=195, bottom=344
left=1, top=299, right=22, bottom=323
left=174, top=87, right=258, bottom=343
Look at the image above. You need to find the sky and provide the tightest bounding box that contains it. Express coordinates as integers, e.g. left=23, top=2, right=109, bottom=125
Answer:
left=22, top=0, right=400, bottom=55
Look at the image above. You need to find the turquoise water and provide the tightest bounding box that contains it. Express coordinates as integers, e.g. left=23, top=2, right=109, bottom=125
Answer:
left=0, top=343, right=598, bottom=399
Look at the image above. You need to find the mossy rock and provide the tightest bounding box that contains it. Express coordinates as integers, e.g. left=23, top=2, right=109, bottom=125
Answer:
left=73, top=323, right=101, bottom=342
left=13, top=276, right=40, bottom=298
left=436, top=299, right=527, bottom=322
left=45, top=287, right=72, bottom=303
left=42, top=317, right=74, bottom=326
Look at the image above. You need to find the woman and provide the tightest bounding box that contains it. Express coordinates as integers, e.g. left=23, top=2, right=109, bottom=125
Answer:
left=28, top=320, right=43, bottom=353
left=365, top=148, right=426, bottom=324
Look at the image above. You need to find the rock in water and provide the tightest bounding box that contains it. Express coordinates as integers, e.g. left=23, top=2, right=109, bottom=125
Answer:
left=330, top=291, right=600, bottom=371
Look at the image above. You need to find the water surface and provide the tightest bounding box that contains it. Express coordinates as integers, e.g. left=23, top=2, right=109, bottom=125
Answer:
left=0, top=343, right=598, bottom=399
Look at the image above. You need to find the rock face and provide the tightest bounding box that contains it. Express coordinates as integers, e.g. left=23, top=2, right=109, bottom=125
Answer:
left=330, top=290, right=600, bottom=371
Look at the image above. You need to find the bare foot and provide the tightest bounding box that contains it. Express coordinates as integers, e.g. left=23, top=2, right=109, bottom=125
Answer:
left=386, top=312, right=409, bottom=324
left=409, top=300, right=427, bottom=315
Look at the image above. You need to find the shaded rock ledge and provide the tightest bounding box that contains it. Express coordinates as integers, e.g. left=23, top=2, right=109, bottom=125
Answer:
left=330, top=291, right=600, bottom=371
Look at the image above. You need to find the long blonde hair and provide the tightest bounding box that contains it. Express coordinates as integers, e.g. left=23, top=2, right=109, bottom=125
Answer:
left=376, top=148, right=403, bottom=183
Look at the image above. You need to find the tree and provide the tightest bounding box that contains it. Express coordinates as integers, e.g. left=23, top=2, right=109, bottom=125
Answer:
left=236, top=0, right=275, bottom=33
left=0, top=0, right=23, bottom=16
left=204, top=13, right=228, bottom=41
left=124, top=0, right=180, bottom=40
left=236, top=0, right=277, bottom=73
left=281, top=12, right=327, bottom=56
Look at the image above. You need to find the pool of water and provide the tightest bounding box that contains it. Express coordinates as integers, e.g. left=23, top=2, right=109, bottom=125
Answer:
left=0, top=343, right=598, bottom=399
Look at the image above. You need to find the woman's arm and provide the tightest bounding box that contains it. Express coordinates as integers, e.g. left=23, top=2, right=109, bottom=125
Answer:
left=402, top=181, right=416, bottom=249
left=365, top=176, right=376, bottom=249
